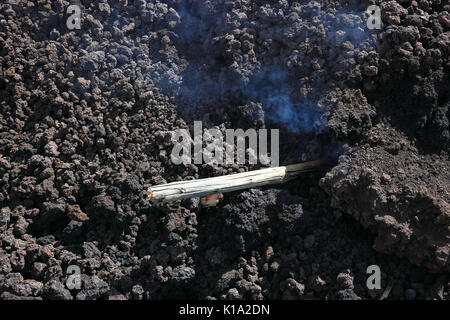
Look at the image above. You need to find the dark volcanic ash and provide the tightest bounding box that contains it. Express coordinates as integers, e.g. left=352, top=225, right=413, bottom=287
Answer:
left=0, top=0, right=448, bottom=300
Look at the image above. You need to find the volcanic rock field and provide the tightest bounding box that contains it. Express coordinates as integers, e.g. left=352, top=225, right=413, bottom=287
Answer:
left=0, top=0, right=449, bottom=300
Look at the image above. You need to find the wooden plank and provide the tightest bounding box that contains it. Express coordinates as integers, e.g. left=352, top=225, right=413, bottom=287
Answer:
left=147, top=160, right=323, bottom=203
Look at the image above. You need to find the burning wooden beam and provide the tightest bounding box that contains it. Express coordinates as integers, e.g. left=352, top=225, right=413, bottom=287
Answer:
left=147, top=160, right=323, bottom=204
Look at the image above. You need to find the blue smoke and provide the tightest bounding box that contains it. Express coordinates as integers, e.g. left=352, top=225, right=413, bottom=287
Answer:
left=155, top=1, right=373, bottom=135
left=266, top=94, right=326, bottom=134
left=243, top=68, right=327, bottom=134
